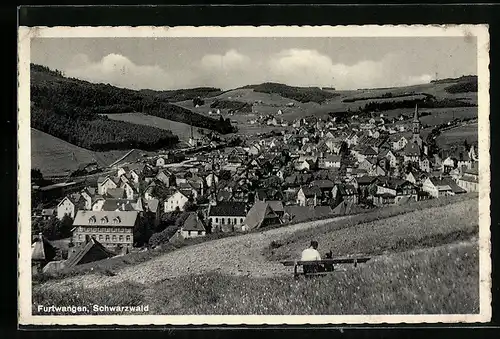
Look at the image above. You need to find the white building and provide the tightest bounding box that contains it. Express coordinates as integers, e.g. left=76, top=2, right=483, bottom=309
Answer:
left=164, top=190, right=190, bottom=213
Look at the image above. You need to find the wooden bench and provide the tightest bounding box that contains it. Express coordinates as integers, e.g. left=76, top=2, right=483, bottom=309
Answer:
left=281, top=257, right=371, bottom=278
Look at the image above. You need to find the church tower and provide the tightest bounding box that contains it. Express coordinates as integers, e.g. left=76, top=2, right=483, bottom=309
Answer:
left=412, top=104, right=423, bottom=149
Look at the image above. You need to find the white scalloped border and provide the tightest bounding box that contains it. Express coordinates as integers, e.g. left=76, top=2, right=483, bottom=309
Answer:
left=17, top=25, right=491, bottom=326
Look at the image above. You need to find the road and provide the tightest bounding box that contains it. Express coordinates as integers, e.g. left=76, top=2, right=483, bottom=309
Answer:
left=38, top=215, right=351, bottom=292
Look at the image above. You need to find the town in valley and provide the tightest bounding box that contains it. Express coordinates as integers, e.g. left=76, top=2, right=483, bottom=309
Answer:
left=28, top=36, right=481, bottom=315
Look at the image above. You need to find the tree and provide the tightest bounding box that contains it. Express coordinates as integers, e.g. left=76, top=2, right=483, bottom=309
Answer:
left=133, top=214, right=155, bottom=247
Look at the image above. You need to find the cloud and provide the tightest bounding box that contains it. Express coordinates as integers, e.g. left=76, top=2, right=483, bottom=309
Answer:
left=200, top=49, right=251, bottom=71
left=266, top=49, right=432, bottom=90
left=64, top=50, right=436, bottom=91
left=65, top=53, right=179, bottom=90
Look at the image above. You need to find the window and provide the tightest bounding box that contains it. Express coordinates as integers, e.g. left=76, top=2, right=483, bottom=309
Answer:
left=106, top=235, right=110, bottom=241
left=112, top=235, right=117, bottom=241
left=126, top=235, right=131, bottom=242
left=221, top=218, right=225, bottom=225
left=198, top=231, right=203, bottom=235
left=119, top=235, right=124, bottom=242
left=99, top=235, right=103, bottom=240
left=188, top=231, right=191, bottom=236
left=240, top=218, right=244, bottom=223
left=215, top=218, right=218, bottom=223
left=79, top=234, right=82, bottom=240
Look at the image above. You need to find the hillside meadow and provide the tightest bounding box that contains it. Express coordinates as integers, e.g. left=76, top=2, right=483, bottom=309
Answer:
left=31, top=128, right=130, bottom=176
left=32, top=194, right=479, bottom=315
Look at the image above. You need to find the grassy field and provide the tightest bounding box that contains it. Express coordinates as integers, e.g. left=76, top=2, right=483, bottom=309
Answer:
left=149, top=241, right=478, bottom=315
left=32, top=194, right=479, bottom=315
left=436, top=122, right=479, bottom=148
left=264, top=196, right=478, bottom=262
left=32, top=240, right=478, bottom=315
left=102, top=113, right=210, bottom=142
left=31, top=128, right=130, bottom=176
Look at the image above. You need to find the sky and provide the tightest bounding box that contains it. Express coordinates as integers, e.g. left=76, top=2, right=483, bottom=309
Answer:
left=31, top=37, right=477, bottom=91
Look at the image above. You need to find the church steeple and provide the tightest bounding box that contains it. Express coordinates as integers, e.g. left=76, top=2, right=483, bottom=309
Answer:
left=412, top=104, right=421, bottom=135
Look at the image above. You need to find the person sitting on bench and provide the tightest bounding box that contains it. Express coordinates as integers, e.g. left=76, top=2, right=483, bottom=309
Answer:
left=301, top=240, right=323, bottom=275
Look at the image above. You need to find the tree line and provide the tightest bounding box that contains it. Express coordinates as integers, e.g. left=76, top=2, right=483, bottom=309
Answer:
left=31, top=64, right=238, bottom=149
left=357, top=97, right=476, bottom=115
left=250, top=82, right=339, bottom=104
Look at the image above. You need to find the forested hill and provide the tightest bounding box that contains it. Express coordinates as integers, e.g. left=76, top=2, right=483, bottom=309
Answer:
left=30, top=64, right=236, bottom=151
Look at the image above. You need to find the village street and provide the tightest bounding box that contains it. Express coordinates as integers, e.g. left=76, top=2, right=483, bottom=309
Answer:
left=37, top=215, right=352, bottom=292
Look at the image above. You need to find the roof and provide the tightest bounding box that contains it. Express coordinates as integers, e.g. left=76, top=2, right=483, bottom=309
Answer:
left=324, top=154, right=342, bottom=162
left=101, top=199, right=138, bottom=212
left=209, top=202, right=247, bottom=217
left=106, top=188, right=125, bottom=199
left=181, top=212, right=206, bottom=232
left=244, top=201, right=280, bottom=230
left=300, top=186, right=322, bottom=197
left=403, top=142, right=421, bottom=156
left=41, top=209, right=55, bottom=216
left=65, top=237, right=115, bottom=269
left=73, top=210, right=139, bottom=227
left=335, top=184, right=357, bottom=196
left=355, top=176, right=377, bottom=185
left=267, top=200, right=284, bottom=213
left=310, top=179, right=335, bottom=189
left=145, top=198, right=160, bottom=213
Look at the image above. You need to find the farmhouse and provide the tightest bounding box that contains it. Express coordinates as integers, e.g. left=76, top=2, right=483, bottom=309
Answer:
left=296, top=186, right=322, bottom=206
left=178, top=212, right=206, bottom=239
left=57, top=194, right=85, bottom=220
left=65, top=236, right=116, bottom=269
left=72, top=210, right=139, bottom=252
left=421, top=177, right=466, bottom=198
left=457, top=168, right=479, bottom=192
left=97, top=176, right=119, bottom=195
left=208, top=202, right=247, bottom=232
left=164, top=190, right=190, bottom=213
left=242, top=201, right=282, bottom=231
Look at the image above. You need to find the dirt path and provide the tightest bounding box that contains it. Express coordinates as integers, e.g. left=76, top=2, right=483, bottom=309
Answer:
left=38, top=216, right=352, bottom=292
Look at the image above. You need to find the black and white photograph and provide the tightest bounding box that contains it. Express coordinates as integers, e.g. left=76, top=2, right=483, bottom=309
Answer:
left=17, top=25, right=490, bottom=325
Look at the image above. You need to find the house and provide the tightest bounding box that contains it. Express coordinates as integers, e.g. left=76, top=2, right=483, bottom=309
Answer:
left=106, top=187, right=126, bottom=199
left=156, top=170, right=174, bottom=187
left=100, top=198, right=141, bottom=212
left=72, top=210, right=139, bottom=252
left=296, top=186, right=322, bottom=206
left=403, top=142, right=421, bottom=163
left=422, top=177, right=466, bottom=198
left=319, top=154, right=342, bottom=169
left=65, top=236, right=116, bottom=270
left=144, top=198, right=161, bottom=224
left=332, top=200, right=363, bottom=216
left=384, top=150, right=399, bottom=168
left=392, top=136, right=409, bottom=151
left=419, top=156, right=431, bottom=173
left=457, top=167, right=479, bottom=192
left=373, top=177, right=418, bottom=204
left=331, top=184, right=359, bottom=205
left=57, top=194, right=85, bottom=220
left=208, top=202, right=247, bottom=233
left=97, top=176, right=119, bottom=195
left=178, top=212, right=206, bottom=239
left=441, top=156, right=457, bottom=174
left=242, top=201, right=282, bottom=231
left=80, top=187, right=97, bottom=210
left=41, top=209, right=55, bottom=220
left=206, top=173, right=219, bottom=188
left=120, top=181, right=137, bottom=200
left=164, top=190, right=190, bottom=213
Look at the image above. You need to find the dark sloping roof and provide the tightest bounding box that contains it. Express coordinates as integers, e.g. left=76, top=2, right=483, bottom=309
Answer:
left=209, top=202, right=247, bottom=217
left=310, top=179, right=335, bottom=189
left=356, top=176, right=377, bottom=185
left=101, top=199, right=137, bottom=211
left=267, top=200, right=284, bottom=213
left=181, top=212, right=206, bottom=232
left=301, top=186, right=322, bottom=197
left=244, top=201, right=280, bottom=230
left=106, top=188, right=125, bottom=199
left=65, top=237, right=115, bottom=269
